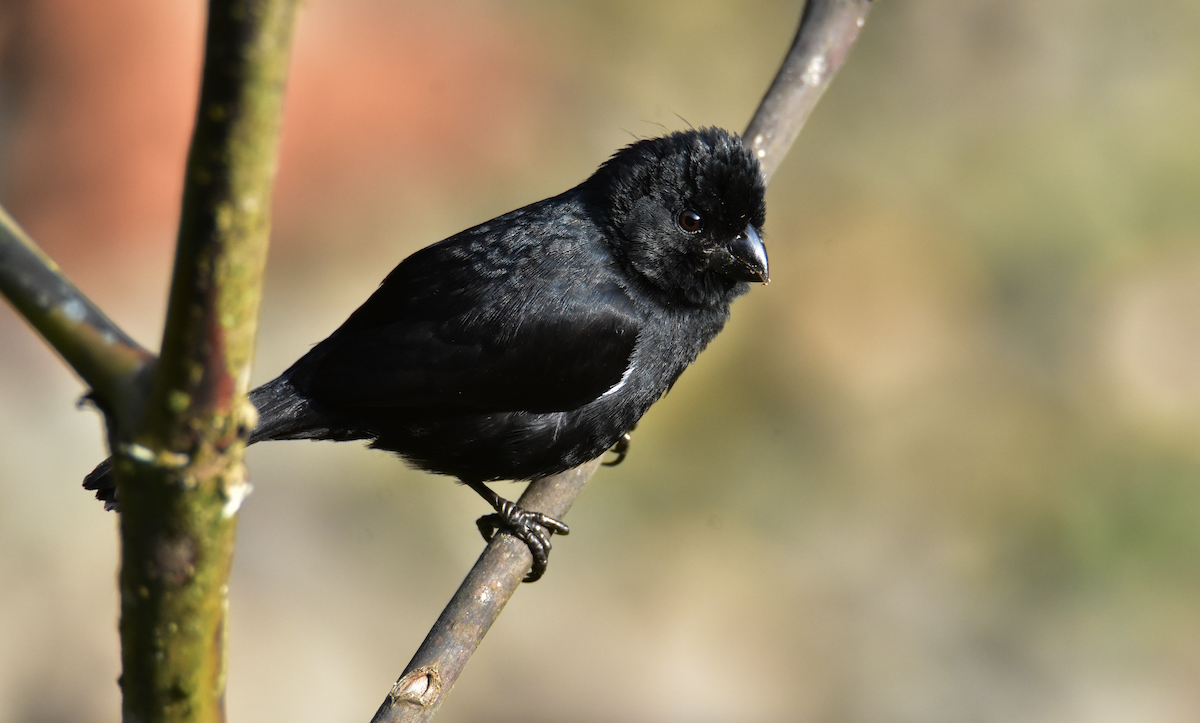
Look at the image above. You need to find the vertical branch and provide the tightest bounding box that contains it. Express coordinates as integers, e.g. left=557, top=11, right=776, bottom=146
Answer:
left=369, top=2, right=874, bottom=721
left=114, top=1, right=299, bottom=721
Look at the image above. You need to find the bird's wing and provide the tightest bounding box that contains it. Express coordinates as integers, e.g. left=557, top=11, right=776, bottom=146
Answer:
left=295, top=243, right=641, bottom=414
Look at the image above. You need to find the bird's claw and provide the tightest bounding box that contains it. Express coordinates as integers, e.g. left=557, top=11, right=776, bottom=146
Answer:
left=476, top=500, right=569, bottom=583
left=603, top=432, right=632, bottom=467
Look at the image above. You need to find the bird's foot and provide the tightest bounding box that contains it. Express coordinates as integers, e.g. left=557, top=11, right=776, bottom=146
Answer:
left=476, top=498, right=570, bottom=583
left=603, top=432, right=633, bottom=467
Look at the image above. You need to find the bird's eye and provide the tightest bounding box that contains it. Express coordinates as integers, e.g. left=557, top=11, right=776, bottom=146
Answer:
left=678, top=209, right=703, bottom=233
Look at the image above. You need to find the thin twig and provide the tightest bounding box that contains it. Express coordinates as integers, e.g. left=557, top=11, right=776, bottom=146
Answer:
left=371, top=459, right=602, bottom=723
left=746, top=0, right=873, bottom=184
left=0, top=205, right=155, bottom=435
left=368, top=1, right=874, bottom=721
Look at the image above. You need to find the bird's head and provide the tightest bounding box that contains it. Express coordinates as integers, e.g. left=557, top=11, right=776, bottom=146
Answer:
left=591, top=127, right=768, bottom=307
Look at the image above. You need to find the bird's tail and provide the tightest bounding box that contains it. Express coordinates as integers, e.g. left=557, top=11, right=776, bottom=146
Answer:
left=247, top=376, right=323, bottom=443
left=81, top=376, right=327, bottom=510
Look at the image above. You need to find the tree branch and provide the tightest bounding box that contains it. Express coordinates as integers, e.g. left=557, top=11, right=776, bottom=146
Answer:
left=371, top=459, right=603, bottom=723
left=0, top=206, right=155, bottom=435
left=746, top=0, right=873, bottom=184
left=113, top=1, right=299, bottom=721
left=368, top=1, right=874, bottom=720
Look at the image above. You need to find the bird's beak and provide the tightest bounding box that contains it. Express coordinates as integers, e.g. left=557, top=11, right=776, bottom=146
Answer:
left=720, top=224, right=770, bottom=284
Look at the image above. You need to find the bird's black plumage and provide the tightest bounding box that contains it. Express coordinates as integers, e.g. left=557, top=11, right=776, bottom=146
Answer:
left=85, top=127, right=768, bottom=581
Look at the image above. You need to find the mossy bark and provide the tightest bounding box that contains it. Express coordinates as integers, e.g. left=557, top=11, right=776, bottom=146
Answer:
left=114, top=1, right=299, bottom=721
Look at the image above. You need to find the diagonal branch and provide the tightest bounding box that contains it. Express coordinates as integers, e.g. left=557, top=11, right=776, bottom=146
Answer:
left=371, top=460, right=603, bottom=723
left=746, top=0, right=873, bottom=184
left=0, top=206, right=155, bottom=435
left=369, top=1, right=874, bottom=721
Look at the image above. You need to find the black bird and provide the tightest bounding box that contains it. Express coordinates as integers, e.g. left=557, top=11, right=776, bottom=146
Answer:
left=86, top=127, right=768, bottom=581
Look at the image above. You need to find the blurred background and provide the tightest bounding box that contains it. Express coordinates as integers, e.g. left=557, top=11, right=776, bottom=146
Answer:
left=2, top=0, right=1199, bottom=720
